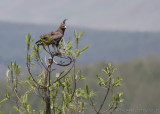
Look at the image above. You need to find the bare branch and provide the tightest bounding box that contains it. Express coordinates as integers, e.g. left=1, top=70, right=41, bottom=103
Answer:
left=89, top=97, right=98, bottom=113
left=53, top=63, right=74, bottom=84
left=53, top=56, right=72, bottom=66
left=70, top=59, right=76, bottom=102
left=26, top=50, right=45, bottom=89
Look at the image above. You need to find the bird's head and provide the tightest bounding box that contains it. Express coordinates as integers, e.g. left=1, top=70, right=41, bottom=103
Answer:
left=59, top=19, right=67, bottom=29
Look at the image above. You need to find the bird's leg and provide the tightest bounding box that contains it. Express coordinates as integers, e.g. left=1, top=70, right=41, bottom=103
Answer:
left=43, top=45, right=50, bottom=54
left=47, top=45, right=52, bottom=55
left=52, top=44, right=57, bottom=53
left=57, top=46, right=60, bottom=53
left=43, top=45, right=47, bottom=51
left=56, top=46, right=61, bottom=55
left=57, top=46, right=65, bottom=55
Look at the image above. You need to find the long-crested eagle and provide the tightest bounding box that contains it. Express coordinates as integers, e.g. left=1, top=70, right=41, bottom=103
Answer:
left=35, top=19, right=67, bottom=51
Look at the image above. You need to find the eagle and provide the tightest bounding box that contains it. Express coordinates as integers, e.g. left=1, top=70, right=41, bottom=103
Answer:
left=35, top=19, right=67, bottom=51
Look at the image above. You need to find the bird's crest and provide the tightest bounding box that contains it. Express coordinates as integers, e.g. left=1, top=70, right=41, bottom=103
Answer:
left=63, top=19, right=67, bottom=24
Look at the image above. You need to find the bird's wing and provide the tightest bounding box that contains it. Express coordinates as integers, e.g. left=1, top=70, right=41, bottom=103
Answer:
left=40, top=33, right=52, bottom=39
left=51, top=32, right=63, bottom=40
left=39, top=31, right=63, bottom=46
left=40, top=31, right=62, bottom=40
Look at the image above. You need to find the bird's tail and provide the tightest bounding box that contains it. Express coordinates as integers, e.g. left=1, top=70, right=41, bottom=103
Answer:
left=35, top=40, right=42, bottom=46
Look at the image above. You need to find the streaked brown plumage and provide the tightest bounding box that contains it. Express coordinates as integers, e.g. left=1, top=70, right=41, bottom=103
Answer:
left=35, top=19, right=67, bottom=48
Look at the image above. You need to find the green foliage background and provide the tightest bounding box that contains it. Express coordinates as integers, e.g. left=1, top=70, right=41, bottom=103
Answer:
left=0, top=56, right=160, bottom=114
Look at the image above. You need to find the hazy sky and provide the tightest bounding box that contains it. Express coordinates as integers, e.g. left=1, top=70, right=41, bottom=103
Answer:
left=0, top=0, right=160, bottom=31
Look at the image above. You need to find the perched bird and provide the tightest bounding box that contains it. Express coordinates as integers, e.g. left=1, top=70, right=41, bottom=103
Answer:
left=35, top=19, right=67, bottom=51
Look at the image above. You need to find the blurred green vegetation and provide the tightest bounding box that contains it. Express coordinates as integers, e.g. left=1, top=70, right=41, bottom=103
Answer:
left=0, top=55, right=160, bottom=114
left=79, top=56, right=160, bottom=114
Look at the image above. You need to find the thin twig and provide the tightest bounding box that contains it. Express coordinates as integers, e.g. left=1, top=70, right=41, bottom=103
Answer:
left=97, top=74, right=112, bottom=114
left=70, top=59, right=76, bottom=102
left=53, top=63, right=74, bottom=84
left=102, top=99, right=115, bottom=113
left=36, top=47, right=47, bottom=70
left=109, top=102, right=118, bottom=114
left=27, top=51, right=45, bottom=88
left=89, top=97, right=98, bottom=113
left=53, top=56, right=72, bottom=66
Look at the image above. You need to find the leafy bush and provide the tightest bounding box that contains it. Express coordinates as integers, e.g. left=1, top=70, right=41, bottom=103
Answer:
left=1, top=30, right=123, bottom=114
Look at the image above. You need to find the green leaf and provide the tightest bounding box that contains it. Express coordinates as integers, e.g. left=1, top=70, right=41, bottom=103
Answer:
left=119, top=92, right=123, bottom=97
left=56, top=73, right=60, bottom=78
left=66, top=51, right=72, bottom=55
left=96, top=74, right=105, bottom=85
left=25, top=80, right=32, bottom=88
left=96, top=74, right=100, bottom=78
left=5, top=92, right=10, bottom=99
left=26, top=34, right=32, bottom=51
left=6, top=69, right=10, bottom=79
left=28, top=33, right=31, bottom=40
left=81, top=100, right=85, bottom=107
left=78, top=29, right=85, bottom=38
left=120, top=99, right=124, bottom=103
left=105, top=75, right=113, bottom=84
left=102, top=69, right=107, bottom=74
left=13, top=106, right=20, bottom=112
left=7, top=63, right=10, bottom=70
left=10, top=61, right=13, bottom=69
left=22, top=91, right=29, bottom=103
left=0, top=98, right=7, bottom=104
left=76, top=50, right=81, bottom=57
left=97, top=78, right=105, bottom=86
left=113, top=79, right=122, bottom=86
left=85, top=84, right=89, bottom=95
left=67, top=41, right=73, bottom=46
left=104, top=66, right=109, bottom=74
left=66, top=45, right=73, bottom=51
left=74, top=30, right=77, bottom=38
left=14, top=61, right=17, bottom=70
left=81, top=45, right=90, bottom=53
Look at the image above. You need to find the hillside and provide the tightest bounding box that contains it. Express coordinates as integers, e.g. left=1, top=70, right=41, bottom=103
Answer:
left=0, top=21, right=160, bottom=65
